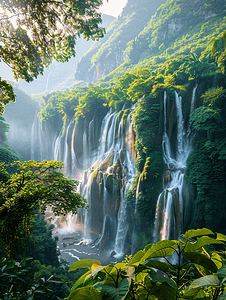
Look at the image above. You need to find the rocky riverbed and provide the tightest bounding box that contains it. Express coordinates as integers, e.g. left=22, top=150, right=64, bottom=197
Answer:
left=54, top=230, right=119, bottom=266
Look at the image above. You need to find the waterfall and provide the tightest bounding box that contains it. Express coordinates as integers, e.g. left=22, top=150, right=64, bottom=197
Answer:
left=114, top=112, right=136, bottom=256
left=153, top=86, right=197, bottom=242
left=81, top=173, right=92, bottom=242
left=31, top=106, right=136, bottom=251
left=71, top=126, right=77, bottom=177
left=31, top=111, right=44, bottom=161
left=77, top=109, right=136, bottom=252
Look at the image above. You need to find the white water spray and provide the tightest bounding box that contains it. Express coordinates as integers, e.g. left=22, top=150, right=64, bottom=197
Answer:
left=153, top=86, right=197, bottom=242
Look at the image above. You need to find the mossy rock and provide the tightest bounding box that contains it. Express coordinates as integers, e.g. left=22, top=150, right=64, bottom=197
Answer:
left=115, top=179, right=122, bottom=193
left=100, top=151, right=113, bottom=172
left=91, top=168, right=100, bottom=185
left=115, top=110, right=124, bottom=139
left=113, top=157, right=123, bottom=178
left=106, top=174, right=114, bottom=195
left=99, top=178, right=104, bottom=199
left=120, top=150, right=125, bottom=164
left=115, top=179, right=122, bottom=212
left=122, top=109, right=131, bottom=133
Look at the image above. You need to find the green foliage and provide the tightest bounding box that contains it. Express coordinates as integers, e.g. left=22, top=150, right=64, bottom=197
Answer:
left=0, top=160, right=86, bottom=257
left=0, top=0, right=105, bottom=111
left=132, top=95, right=160, bottom=155
left=28, top=214, right=59, bottom=267
left=75, top=86, right=109, bottom=122
left=190, top=87, right=225, bottom=134
left=211, top=30, right=226, bottom=73
left=31, top=0, right=226, bottom=258
left=68, top=228, right=226, bottom=300
left=186, top=87, right=226, bottom=231
left=0, top=79, right=16, bottom=113
left=0, top=257, right=57, bottom=299
left=33, top=260, right=72, bottom=300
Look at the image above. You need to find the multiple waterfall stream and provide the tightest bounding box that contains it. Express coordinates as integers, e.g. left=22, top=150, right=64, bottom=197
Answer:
left=31, top=86, right=197, bottom=258
left=153, top=86, right=197, bottom=242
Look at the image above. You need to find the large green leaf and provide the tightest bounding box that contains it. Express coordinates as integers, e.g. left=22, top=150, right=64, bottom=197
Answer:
left=142, top=240, right=178, bottom=261
left=136, top=272, right=149, bottom=283
left=217, top=265, right=226, bottom=287
left=185, top=236, right=224, bottom=252
left=149, top=274, right=177, bottom=290
left=91, top=265, right=109, bottom=277
left=151, top=281, right=177, bottom=300
left=136, top=276, right=154, bottom=299
left=217, top=265, right=226, bottom=279
left=143, top=259, right=171, bottom=273
left=71, top=270, right=91, bottom=291
left=189, top=275, right=220, bottom=289
left=68, top=286, right=103, bottom=300
left=99, top=265, right=115, bottom=285
left=217, top=233, right=226, bottom=242
left=101, top=278, right=130, bottom=300
left=211, top=252, right=223, bottom=270
left=183, top=229, right=214, bottom=239
left=219, top=291, right=226, bottom=300
left=182, top=287, right=206, bottom=299
left=183, top=252, right=218, bottom=273
left=69, top=259, right=101, bottom=272
left=128, top=249, right=145, bottom=266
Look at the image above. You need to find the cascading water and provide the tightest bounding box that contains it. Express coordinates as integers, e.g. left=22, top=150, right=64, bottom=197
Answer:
left=31, top=111, right=44, bottom=161
left=114, top=113, right=136, bottom=256
left=153, top=86, right=197, bottom=243
left=78, top=108, right=136, bottom=253
left=31, top=105, right=136, bottom=254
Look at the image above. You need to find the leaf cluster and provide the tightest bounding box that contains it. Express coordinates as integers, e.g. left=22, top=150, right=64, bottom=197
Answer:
left=0, top=256, right=59, bottom=299
left=67, top=228, right=226, bottom=300
left=0, top=159, right=87, bottom=257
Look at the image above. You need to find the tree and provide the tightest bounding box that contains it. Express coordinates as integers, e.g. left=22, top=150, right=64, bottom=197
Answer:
left=0, top=0, right=106, bottom=113
left=0, top=160, right=87, bottom=257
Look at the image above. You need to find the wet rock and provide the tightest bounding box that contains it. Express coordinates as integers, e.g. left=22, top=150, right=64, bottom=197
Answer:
left=63, top=236, right=75, bottom=240
left=98, top=215, right=116, bottom=250
left=106, top=174, right=114, bottom=195
left=110, top=250, right=116, bottom=257
left=164, top=170, right=171, bottom=185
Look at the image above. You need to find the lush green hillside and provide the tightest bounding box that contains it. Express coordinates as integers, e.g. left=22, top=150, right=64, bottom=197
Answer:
left=37, top=0, right=226, bottom=242
left=74, top=0, right=167, bottom=82
left=1, top=1, right=226, bottom=298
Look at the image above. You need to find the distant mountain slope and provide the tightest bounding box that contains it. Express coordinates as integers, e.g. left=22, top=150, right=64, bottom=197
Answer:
left=99, top=0, right=226, bottom=82
left=73, top=0, right=226, bottom=85
left=74, top=0, right=167, bottom=82
left=13, top=14, right=115, bottom=95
